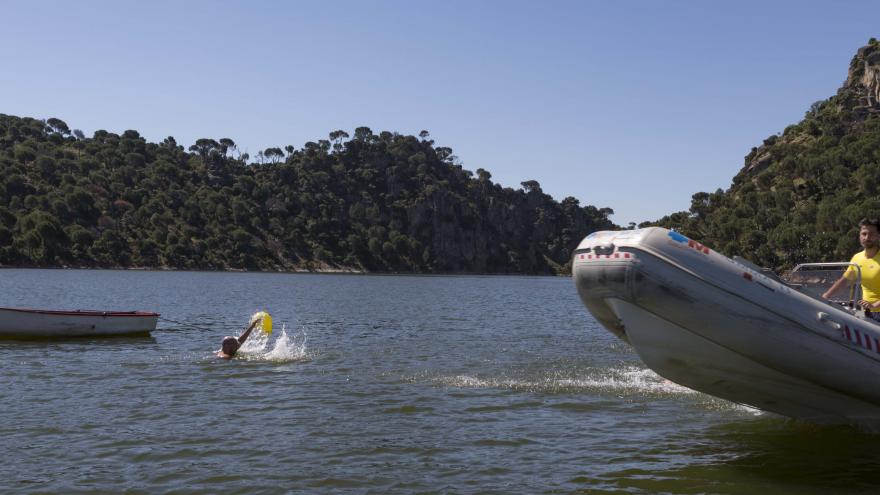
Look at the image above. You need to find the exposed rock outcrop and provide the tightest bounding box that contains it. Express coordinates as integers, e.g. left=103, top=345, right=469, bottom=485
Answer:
left=742, top=39, right=880, bottom=176
left=845, top=40, right=880, bottom=110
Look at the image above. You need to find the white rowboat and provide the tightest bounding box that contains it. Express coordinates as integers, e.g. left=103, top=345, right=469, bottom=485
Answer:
left=0, top=307, right=159, bottom=338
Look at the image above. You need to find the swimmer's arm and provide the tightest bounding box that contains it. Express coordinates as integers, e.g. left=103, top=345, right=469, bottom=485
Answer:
left=237, top=320, right=259, bottom=345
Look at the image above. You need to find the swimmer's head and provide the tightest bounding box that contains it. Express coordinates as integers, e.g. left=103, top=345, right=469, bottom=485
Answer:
left=221, top=336, right=240, bottom=356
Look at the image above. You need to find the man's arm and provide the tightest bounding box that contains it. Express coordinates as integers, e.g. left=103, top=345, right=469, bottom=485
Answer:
left=823, top=276, right=854, bottom=300
left=237, top=319, right=260, bottom=345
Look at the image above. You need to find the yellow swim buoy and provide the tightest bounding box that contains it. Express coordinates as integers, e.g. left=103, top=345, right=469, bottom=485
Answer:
left=250, top=311, right=273, bottom=335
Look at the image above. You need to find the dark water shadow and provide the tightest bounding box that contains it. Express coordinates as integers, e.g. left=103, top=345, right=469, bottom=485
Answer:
left=600, top=417, right=880, bottom=494
left=700, top=418, right=880, bottom=489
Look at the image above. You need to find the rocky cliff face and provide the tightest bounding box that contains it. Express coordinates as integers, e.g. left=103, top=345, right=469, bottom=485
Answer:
left=651, top=38, right=880, bottom=272
left=742, top=39, right=880, bottom=176
left=844, top=41, right=880, bottom=114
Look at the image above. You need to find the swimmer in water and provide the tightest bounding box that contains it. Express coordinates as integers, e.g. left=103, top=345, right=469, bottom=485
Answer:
left=216, top=319, right=259, bottom=359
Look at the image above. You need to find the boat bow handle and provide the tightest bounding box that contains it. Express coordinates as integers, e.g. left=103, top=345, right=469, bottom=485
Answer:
left=817, top=312, right=842, bottom=330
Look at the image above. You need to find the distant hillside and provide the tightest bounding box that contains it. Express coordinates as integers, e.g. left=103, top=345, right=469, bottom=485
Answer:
left=0, top=116, right=615, bottom=274
left=651, top=38, right=880, bottom=271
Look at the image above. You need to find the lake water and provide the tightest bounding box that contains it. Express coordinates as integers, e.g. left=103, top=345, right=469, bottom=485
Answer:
left=1, top=269, right=878, bottom=494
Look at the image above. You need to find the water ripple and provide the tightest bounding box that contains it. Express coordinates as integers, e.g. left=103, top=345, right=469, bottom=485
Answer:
left=0, top=270, right=875, bottom=494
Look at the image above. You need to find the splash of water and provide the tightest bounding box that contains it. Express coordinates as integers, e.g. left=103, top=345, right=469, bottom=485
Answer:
left=429, top=366, right=692, bottom=395
left=423, top=366, right=761, bottom=414
left=237, top=324, right=309, bottom=363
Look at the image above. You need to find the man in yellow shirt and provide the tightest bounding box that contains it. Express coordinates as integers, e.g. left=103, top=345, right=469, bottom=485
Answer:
left=823, top=218, right=880, bottom=310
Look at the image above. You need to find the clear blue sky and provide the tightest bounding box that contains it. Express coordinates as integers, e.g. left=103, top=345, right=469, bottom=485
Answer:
left=3, top=1, right=878, bottom=225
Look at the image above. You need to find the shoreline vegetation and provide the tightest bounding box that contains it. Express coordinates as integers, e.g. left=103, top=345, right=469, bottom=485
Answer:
left=0, top=115, right=615, bottom=276
left=0, top=264, right=576, bottom=277
left=9, top=39, right=879, bottom=276
left=0, top=264, right=365, bottom=274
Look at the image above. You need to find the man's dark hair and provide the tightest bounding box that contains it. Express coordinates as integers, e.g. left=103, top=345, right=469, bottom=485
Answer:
left=221, top=336, right=241, bottom=355
left=860, top=218, right=880, bottom=231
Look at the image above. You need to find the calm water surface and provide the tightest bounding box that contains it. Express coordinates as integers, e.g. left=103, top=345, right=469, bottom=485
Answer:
left=1, top=269, right=878, bottom=494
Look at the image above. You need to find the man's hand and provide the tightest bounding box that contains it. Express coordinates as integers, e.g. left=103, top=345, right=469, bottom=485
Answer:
left=857, top=299, right=878, bottom=310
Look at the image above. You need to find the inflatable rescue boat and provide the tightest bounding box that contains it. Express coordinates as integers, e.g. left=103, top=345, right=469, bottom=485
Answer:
left=573, top=227, right=880, bottom=428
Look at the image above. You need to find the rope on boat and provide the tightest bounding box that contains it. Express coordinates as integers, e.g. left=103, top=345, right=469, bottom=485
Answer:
left=157, top=316, right=215, bottom=332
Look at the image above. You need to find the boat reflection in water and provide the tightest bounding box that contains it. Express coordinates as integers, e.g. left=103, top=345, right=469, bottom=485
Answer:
left=573, top=227, right=880, bottom=430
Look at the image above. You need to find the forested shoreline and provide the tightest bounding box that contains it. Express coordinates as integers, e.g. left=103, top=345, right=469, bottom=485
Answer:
left=0, top=115, right=615, bottom=274
left=11, top=39, right=879, bottom=276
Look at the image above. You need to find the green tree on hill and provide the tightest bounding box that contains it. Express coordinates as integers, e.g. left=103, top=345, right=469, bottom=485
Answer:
left=0, top=114, right=615, bottom=273
left=648, top=40, right=880, bottom=272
